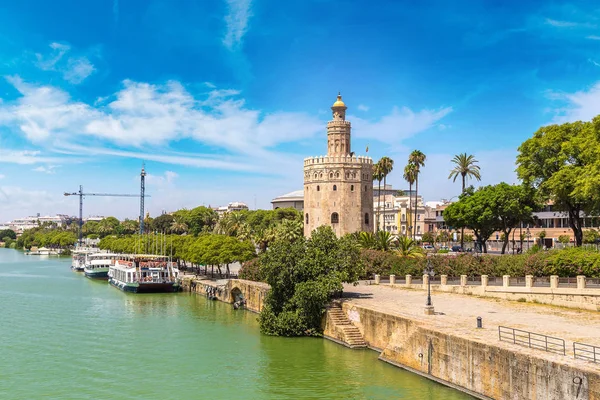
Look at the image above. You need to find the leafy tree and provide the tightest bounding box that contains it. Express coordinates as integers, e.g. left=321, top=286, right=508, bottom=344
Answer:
left=486, top=183, right=536, bottom=254
left=258, top=226, right=362, bottom=337
left=152, top=213, right=174, bottom=232
left=421, top=231, right=435, bottom=244
left=374, top=230, right=394, bottom=251
left=443, top=188, right=497, bottom=253
left=0, top=229, right=16, bottom=240
left=120, top=219, right=139, bottom=235
left=408, top=150, right=426, bottom=240
left=358, top=231, right=375, bottom=249
left=517, top=119, right=600, bottom=246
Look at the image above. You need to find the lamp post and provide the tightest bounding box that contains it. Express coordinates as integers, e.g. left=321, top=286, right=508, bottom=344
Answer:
left=424, top=259, right=435, bottom=314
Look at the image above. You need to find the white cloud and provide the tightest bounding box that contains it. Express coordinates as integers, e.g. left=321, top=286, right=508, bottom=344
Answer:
left=350, top=106, right=452, bottom=145
left=34, top=42, right=95, bottom=84
left=63, top=57, right=95, bottom=84
left=545, top=18, right=578, bottom=28
left=0, top=186, right=69, bottom=219
left=588, top=59, right=600, bottom=67
left=357, top=104, right=369, bottom=112
left=32, top=165, right=58, bottom=174
left=0, top=174, right=5, bottom=179
left=1, top=77, right=323, bottom=155
left=145, top=171, right=178, bottom=186
left=587, top=35, right=600, bottom=40
left=549, top=81, right=600, bottom=123
left=0, top=149, right=68, bottom=165
left=222, top=0, right=253, bottom=50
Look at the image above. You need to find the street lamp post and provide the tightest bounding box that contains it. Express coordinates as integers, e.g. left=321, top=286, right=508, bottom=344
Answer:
left=424, top=259, right=435, bottom=314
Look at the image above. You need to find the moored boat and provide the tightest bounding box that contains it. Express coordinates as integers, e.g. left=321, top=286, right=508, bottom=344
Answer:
left=71, top=248, right=100, bottom=271
left=84, top=253, right=126, bottom=280
left=108, top=255, right=180, bottom=293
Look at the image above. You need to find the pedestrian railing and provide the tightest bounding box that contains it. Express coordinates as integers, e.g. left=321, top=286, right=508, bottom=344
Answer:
left=498, top=326, right=566, bottom=355
left=574, top=342, right=600, bottom=363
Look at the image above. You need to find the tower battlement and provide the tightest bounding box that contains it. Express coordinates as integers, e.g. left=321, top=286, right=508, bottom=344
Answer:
left=304, top=155, right=373, bottom=166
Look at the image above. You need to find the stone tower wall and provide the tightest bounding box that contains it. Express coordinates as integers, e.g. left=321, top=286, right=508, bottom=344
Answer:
left=303, top=156, right=374, bottom=237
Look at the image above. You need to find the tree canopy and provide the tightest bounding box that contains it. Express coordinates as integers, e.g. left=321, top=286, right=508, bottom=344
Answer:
left=517, top=118, right=600, bottom=246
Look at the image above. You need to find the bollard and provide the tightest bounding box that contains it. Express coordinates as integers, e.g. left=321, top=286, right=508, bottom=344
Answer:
left=525, top=275, right=533, bottom=288
left=460, top=275, right=467, bottom=287
left=423, top=274, right=429, bottom=290
left=503, top=275, right=510, bottom=288
left=440, top=275, right=448, bottom=286
left=390, top=274, right=396, bottom=285
left=577, top=275, right=586, bottom=290
left=406, top=274, right=412, bottom=285
left=374, top=274, right=381, bottom=285
left=476, top=317, right=482, bottom=329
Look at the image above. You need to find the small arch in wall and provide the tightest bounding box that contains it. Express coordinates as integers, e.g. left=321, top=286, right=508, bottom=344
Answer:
left=331, top=212, right=339, bottom=224
left=351, top=185, right=354, bottom=192
left=333, top=185, right=337, bottom=191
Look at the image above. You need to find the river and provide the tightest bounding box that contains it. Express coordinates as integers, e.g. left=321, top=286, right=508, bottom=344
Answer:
left=0, top=249, right=473, bottom=399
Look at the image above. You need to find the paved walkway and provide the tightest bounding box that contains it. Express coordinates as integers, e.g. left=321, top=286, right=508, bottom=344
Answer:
left=342, top=282, right=600, bottom=370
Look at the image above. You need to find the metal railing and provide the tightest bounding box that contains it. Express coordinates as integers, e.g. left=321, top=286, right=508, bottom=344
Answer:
left=498, top=326, right=566, bottom=355
left=574, top=342, right=600, bottom=363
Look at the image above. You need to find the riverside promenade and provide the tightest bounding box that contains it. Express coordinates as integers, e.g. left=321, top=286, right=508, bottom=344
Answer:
left=335, top=282, right=600, bottom=399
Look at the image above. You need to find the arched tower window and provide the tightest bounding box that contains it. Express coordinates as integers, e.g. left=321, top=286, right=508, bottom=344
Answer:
left=351, top=185, right=354, bottom=191
left=329, top=172, right=333, bottom=179
left=331, top=213, right=339, bottom=224
left=317, top=185, right=320, bottom=191
left=364, top=185, right=367, bottom=192
left=365, top=213, right=370, bottom=225
left=335, top=172, right=340, bottom=178
left=333, top=185, right=337, bottom=191
left=305, top=213, right=309, bottom=224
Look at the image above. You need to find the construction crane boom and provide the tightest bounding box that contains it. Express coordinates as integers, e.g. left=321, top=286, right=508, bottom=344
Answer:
left=64, top=184, right=150, bottom=246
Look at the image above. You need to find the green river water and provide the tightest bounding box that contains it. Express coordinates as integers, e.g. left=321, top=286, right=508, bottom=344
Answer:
left=0, top=249, right=473, bottom=399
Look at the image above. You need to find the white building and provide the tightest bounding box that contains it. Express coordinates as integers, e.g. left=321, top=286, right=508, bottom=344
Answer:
left=7, top=214, right=72, bottom=233
left=214, top=202, right=249, bottom=216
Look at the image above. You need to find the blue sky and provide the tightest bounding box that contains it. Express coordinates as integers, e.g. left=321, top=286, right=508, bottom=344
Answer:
left=0, top=0, right=599, bottom=221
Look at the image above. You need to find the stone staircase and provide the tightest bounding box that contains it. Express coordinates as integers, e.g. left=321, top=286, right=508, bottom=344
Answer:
left=327, top=306, right=367, bottom=349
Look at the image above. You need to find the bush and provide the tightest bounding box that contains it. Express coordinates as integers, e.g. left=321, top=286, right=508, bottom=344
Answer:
left=238, top=258, right=262, bottom=281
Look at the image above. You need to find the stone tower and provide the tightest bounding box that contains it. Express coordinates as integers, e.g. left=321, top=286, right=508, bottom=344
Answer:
left=303, top=93, right=374, bottom=237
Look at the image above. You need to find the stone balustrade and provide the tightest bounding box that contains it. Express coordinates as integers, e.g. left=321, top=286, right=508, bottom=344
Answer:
left=377, top=274, right=599, bottom=311
left=304, top=155, right=373, bottom=165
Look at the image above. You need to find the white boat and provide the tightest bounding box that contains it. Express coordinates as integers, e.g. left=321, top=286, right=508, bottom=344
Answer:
left=71, top=248, right=100, bottom=271
left=108, top=255, right=181, bottom=293
left=84, top=253, right=128, bottom=280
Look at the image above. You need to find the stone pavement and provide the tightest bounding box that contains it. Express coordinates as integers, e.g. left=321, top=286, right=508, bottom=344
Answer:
left=342, top=282, right=600, bottom=369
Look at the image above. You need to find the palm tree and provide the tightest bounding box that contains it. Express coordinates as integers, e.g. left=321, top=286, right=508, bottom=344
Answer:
left=408, top=150, right=426, bottom=240
left=396, top=236, right=425, bottom=258
left=378, top=157, right=394, bottom=233
left=448, top=153, right=481, bottom=192
left=373, top=162, right=384, bottom=231
left=358, top=231, right=376, bottom=249
left=403, top=163, right=417, bottom=238
left=375, top=230, right=394, bottom=251
left=448, top=153, right=481, bottom=249
left=170, top=220, right=188, bottom=235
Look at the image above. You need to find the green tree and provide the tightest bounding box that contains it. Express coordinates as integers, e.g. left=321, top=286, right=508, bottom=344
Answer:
left=443, top=188, right=498, bottom=253
left=408, top=150, right=426, bottom=240
left=486, top=183, right=536, bottom=254
left=258, top=226, right=362, bottom=337
left=120, top=219, right=139, bottom=235
left=517, top=119, right=600, bottom=246
left=152, top=213, right=175, bottom=232
left=558, top=235, right=571, bottom=245
left=373, top=162, right=384, bottom=231
left=448, top=153, right=482, bottom=249
left=421, top=231, right=435, bottom=244
left=403, top=163, right=417, bottom=238
left=358, top=231, right=375, bottom=249
left=0, top=229, right=16, bottom=240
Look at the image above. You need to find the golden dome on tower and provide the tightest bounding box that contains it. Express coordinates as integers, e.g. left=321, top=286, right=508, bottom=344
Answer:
left=332, top=92, right=346, bottom=108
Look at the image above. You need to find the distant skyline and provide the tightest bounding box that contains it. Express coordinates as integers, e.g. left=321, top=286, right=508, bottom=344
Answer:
left=1, top=1, right=600, bottom=221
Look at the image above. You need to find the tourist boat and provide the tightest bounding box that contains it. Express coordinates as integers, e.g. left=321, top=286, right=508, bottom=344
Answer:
left=71, top=248, right=100, bottom=271
left=84, top=253, right=126, bottom=280
left=108, top=255, right=181, bottom=293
